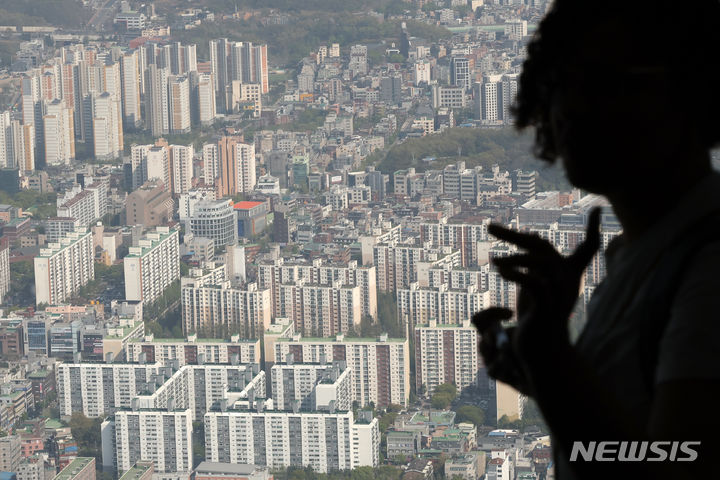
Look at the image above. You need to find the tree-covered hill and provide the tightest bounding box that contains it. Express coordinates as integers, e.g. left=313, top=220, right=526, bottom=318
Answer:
left=376, top=127, right=571, bottom=191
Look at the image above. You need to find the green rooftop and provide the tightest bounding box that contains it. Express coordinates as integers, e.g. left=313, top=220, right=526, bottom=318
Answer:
left=55, top=457, right=94, bottom=480
left=125, top=227, right=178, bottom=258
left=119, top=463, right=152, bottom=480
left=27, top=369, right=50, bottom=379
left=104, top=321, right=144, bottom=339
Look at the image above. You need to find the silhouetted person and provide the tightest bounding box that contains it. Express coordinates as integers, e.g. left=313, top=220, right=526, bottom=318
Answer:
left=473, top=2, right=720, bottom=479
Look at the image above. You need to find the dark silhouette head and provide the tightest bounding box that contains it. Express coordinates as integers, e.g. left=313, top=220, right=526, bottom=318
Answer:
left=513, top=1, right=720, bottom=195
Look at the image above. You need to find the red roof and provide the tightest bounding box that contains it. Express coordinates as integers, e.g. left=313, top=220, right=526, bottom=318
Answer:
left=233, top=201, right=263, bottom=210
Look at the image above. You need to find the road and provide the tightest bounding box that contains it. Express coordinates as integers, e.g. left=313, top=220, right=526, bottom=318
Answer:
left=87, top=0, right=120, bottom=31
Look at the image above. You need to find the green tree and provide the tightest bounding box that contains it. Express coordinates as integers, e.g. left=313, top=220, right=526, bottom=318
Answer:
left=455, top=405, right=485, bottom=427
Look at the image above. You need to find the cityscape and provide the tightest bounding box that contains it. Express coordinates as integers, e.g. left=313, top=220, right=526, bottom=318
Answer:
left=0, top=1, right=632, bottom=480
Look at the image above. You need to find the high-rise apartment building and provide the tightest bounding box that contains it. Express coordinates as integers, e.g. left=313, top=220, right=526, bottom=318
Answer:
left=125, top=335, right=261, bottom=365
left=181, top=279, right=271, bottom=338
left=91, top=92, right=123, bottom=160
left=414, top=318, right=482, bottom=396
left=34, top=229, right=94, bottom=305
left=169, top=75, right=191, bottom=134
left=0, top=242, right=8, bottom=305
left=397, top=282, right=490, bottom=327
left=276, top=281, right=361, bottom=337
left=170, top=144, right=194, bottom=195
left=201, top=142, right=219, bottom=185
left=204, top=410, right=379, bottom=473
left=105, top=409, right=193, bottom=474
left=124, top=225, right=180, bottom=306
left=145, top=64, right=169, bottom=136
left=0, top=112, right=35, bottom=171
left=120, top=50, right=142, bottom=128
left=217, top=137, right=256, bottom=196
left=195, top=73, right=216, bottom=125
left=257, top=258, right=377, bottom=319
left=43, top=99, right=75, bottom=165
left=272, top=333, right=411, bottom=408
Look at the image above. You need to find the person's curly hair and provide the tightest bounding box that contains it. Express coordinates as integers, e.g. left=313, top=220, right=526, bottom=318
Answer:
left=512, top=0, right=720, bottom=162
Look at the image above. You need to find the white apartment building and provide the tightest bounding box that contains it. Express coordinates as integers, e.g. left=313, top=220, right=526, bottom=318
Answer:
left=57, top=361, right=263, bottom=420
left=202, top=143, right=219, bottom=185
left=397, top=282, right=490, bottom=327
left=414, top=318, right=482, bottom=395
left=56, top=182, right=107, bottom=228
left=276, top=280, right=361, bottom=338
left=204, top=410, right=379, bottom=473
left=170, top=144, right=194, bottom=195
left=43, top=99, right=74, bottom=165
left=125, top=334, right=261, bottom=366
left=257, top=258, right=377, bottom=319
left=181, top=279, right=271, bottom=339
left=120, top=50, right=142, bottom=128
left=34, top=229, right=94, bottom=305
left=169, top=75, right=191, bottom=134
left=272, top=333, right=410, bottom=408
left=0, top=243, right=8, bottom=305
left=196, top=73, right=216, bottom=125
left=374, top=240, right=461, bottom=292
left=124, top=225, right=180, bottom=306
left=271, top=362, right=351, bottom=412
left=92, top=92, right=123, bottom=160
left=104, top=409, right=193, bottom=474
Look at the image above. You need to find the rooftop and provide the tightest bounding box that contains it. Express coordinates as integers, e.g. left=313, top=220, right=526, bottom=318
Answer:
left=54, top=457, right=94, bottom=480
left=118, top=463, right=152, bottom=480
left=233, top=201, right=264, bottom=210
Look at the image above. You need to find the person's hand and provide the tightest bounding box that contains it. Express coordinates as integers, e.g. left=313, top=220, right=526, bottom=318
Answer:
left=473, top=208, right=602, bottom=390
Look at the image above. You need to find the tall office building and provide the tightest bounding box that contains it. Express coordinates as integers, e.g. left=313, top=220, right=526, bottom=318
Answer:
left=169, top=75, right=191, bottom=134
left=120, top=50, right=142, bottom=128
left=349, top=45, right=368, bottom=76
left=414, top=318, right=482, bottom=396
left=34, top=229, right=94, bottom=305
left=170, top=144, right=194, bottom=195
left=145, top=64, right=170, bottom=136
left=450, top=56, right=471, bottom=89
left=217, top=137, right=256, bottom=196
left=43, top=99, right=75, bottom=165
left=124, top=225, right=180, bottom=306
left=91, top=92, right=123, bottom=160
left=184, top=199, right=237, bottom=246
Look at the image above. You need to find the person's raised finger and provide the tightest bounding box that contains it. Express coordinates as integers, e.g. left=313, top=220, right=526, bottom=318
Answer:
left=570, top=207, right=602, bottom=271
left=472, top=307, right=513, bottom=334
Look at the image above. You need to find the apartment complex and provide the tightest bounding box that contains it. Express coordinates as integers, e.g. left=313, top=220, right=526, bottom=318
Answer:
left=414, top=319, right=482, bottom=396
left=273, top=333, right=410, bottom=408
left=34, top=229, right=94, bottom=305
left=124, top=225, right=180, bottom=306
left=125, top=334, right=261, bottom=366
